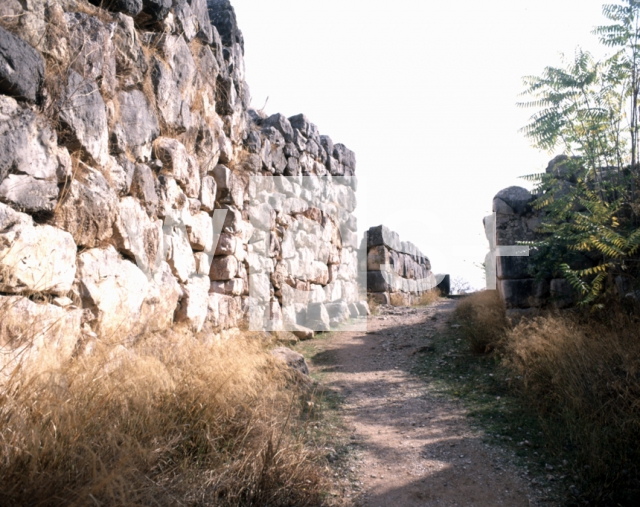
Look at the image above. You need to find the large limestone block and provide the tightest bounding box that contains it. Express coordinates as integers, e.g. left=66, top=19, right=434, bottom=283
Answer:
left=0, top=96, right=70, bottom=184
left=308, top=261, right=329, bottom=285
left=164, top=223, right=196, bottom=283
left=367, top=225, right=401, bottom=251
left=0, top=203, right=76, bottom=295
left=153, top=137, right=201, bottom=198
left=213, top=164, right=244, bottom=206
left=175, top=275, right=209, bottom=331
left=305, top=302, right=330, bottom=332
left=187, top=211, right=214, bottom=251
left=200, top=175, right=217, bottom=212
left=263, top=113, right=294, bottom=143
left=0, top=174, right=59, bottom=213
left=325, top=300, right=350, bottom=323
left=367, top=270, right=391, bottom=293
left=151, top=55, right=188, bottom=132
left=112, top=12, right=147, bottom=87
left=53, top=167, right=119, bottom=248
left=271, top=347, right=309, bottom=376
left=333, top=143, right=356, bottom=170
left=113, top=89, right=160, bottom=161
left=111, top=197, right=163, bottom=275
left=173, top=0, right=214, bottom=43
left=211, top=278, right=244, bottom=296
left=206, top=292, right=243, bottom=330
left=140, top=261, right=181, bottom=332
left=494, top=187, right=533, bottom=216
left=65, top=12, right=116, bottom=97
left=207, top=0, right=244, bottom=49
left=130, top=163, right=159, bottom=216
left=498, top=279, right=549, bottom=309
left=494, top=214, right=539, bottom=246
left=210, top=255, right=238, bottom=280
left=496, top=254, right=533, bottom=280
left=0, top=25, right=45, bottom=102
left=58, top=71, right=109, bottom=166
left=157, top=34, right=197, bottom=101
left=77, top=246, right=149, bottom=338
left=0, top=296, right=82, bottom=375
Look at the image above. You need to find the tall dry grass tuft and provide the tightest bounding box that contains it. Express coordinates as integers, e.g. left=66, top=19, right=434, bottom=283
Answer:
left=388, top=292, right=407, bottom=307
left=455, top=290, right=508, bottom=354
left=414, top=289, right=441, bottom=307
left=0, top=326, right=327, bottom=506
left=454, top=291, right=640, bottom=504
left=504, top=308, right=640, bottom=504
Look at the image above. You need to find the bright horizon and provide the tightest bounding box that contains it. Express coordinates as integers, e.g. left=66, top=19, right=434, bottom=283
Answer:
left=232, top=0, right=612, bottom=290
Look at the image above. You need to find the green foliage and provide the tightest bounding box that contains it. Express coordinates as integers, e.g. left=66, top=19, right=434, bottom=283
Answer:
left=519, top=0, right=640, bottom=304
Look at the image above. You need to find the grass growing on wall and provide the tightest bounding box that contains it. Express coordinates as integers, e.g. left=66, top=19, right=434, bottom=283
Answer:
left=0, top=325, right=332, bottom=507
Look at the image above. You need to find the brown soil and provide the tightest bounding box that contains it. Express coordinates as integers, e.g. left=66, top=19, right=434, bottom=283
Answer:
left=311, top=298, right=539, bottom=507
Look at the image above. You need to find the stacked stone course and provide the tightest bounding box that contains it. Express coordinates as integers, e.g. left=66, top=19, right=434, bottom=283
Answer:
left=0, top=0, right=367, bottom=371
left=365, top=225, right=438, bottom=305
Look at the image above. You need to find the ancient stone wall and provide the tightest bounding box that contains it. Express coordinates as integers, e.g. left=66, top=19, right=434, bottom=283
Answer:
left=0, top=0, right=368, bottom=371
left=365, top=225, right=438, bottom=305
left=492, top=157, right=589, bottom=311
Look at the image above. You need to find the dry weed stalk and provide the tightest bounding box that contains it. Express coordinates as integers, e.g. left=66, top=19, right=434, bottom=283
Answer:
left=455, top=290, right=508, bottom=354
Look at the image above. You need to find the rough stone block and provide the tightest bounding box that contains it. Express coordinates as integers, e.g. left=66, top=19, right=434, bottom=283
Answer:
left=210, top=255, right=238, bottom=280
left=174, top=275, right=209, bottom=332
left=0, top=25, right=44, bottom=102
left=76, top=246, right=149, bottom=338
left=305, top=302, right=330, bottom=332
left=0, top=174, right=59, bottom=213
left=498, top=279, right=539, bottom=309
left=53, top=167, right=118, bottom=248
left=59, top=71, right=109, bottom=166
left=367, top=270, right=390, bottom=293
left=497, top=255, right=533, bottom=280
left=0, top=203, right=76, bottom=295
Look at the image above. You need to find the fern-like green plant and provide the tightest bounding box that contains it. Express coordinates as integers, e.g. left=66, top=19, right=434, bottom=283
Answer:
left=519, top=0, right=640, bottom=305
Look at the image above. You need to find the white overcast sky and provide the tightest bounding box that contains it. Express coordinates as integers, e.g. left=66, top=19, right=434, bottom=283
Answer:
left=232, top=0, right=612, bottom=289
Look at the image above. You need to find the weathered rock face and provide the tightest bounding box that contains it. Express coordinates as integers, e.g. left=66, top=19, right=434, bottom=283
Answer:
left=365, top=225, right=439, bottom=305
left=53, top=166, right=119, bottom=247
left=0, top=203, right=76, bottom=295
left=76, top=246, right=150, bottom=338
left=491, top=178, right=581, bottom=310
left=271, top=346, right=309, bottom=376
left=0, top=96, right=70, bottom=186
left=58, top=71, right=109, bottom=166
left=0, top=25, right=45, bottom=102
left=0, top=0, right=368, bottom=350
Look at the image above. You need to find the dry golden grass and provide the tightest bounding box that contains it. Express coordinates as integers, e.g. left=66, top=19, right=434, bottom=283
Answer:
left=504, top=307, right=640, bottom=504
left=454, top=290, right=508, bottom=354
left=367, top=294, right=381, bottom=315
left=388, top=292, right=407, bottom=307
left=414, top=289, right=441, bottom=307
left=0, top=325, right=328, bottom=507
left=454, top=291, right=640, bottom=504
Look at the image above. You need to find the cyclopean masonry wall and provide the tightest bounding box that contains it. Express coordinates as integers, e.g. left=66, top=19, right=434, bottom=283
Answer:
left=366, top=225, right=438, bottom=305
left=492, top=156, right=595, bottom=311
left=0, top=0, right=368, bottom=372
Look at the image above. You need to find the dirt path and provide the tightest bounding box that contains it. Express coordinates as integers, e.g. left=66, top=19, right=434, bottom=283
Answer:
left=312, top=299, right=536, bottom=507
